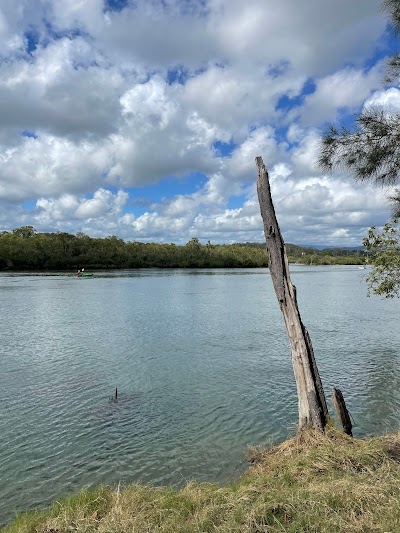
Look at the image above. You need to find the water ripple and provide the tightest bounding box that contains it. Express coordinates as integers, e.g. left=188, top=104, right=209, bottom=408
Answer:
left=0, top=267, right=399, bottom=525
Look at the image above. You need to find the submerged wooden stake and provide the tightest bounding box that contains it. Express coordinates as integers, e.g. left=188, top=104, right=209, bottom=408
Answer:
left=332, top=387, right=352, bottom=436
left=256, top=156, right=328, bottom=431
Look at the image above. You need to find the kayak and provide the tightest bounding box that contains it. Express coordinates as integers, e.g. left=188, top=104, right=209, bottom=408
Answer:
left=68, top=273, right=94, bottom=277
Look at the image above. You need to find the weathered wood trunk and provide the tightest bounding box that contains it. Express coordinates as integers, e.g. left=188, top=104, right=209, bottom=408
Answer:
left=332, top=387, right=352, bottom=436
left=256, top=157, right=328, bottom=431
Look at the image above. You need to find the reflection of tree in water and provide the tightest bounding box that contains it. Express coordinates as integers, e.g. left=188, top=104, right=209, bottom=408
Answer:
left=358, top=347, right=400, bottom=435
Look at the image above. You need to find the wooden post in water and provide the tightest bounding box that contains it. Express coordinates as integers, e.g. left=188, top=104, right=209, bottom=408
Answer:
left=332, top=387, right=352, bottom=436
left=256, top=156, right=328, bottom=432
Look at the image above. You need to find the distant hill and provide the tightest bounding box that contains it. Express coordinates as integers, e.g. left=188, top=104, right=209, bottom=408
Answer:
left=237, top=242, right=365, bottom=253
left=300, top=244, right=364, bottom=251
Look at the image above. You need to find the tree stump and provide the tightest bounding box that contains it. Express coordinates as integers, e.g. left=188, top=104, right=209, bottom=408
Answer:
left=332, top=387, right=353, bottom=436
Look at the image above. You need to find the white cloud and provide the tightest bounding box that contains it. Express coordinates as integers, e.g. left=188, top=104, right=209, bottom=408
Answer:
left=0, top=134, right=114, bottom=200
left=50, top=0, right=104, bottom=33
left=208, top=0, right=385, bottom=76
left=0, top=0, right=395, bottom=246
left=289, top=129, right=322, bottom=176
left=0, top=37, right=124, bottom=139
left=120, top=76, right=177, bottom=130
left=364, top=87, right=400, bottom=113
left=331, top=228, right=349, bottom=238
left=75, top=189, right=127, bottom=218
left=297, top=65, right=382, bottom=125
left=35, top=189, right=128, bottom=226
left=182, top=65, right=306, bottom=133
left=223, top=127, right=284, bottom=181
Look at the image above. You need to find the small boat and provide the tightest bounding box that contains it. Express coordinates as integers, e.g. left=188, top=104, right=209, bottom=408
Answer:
left=358, top=257, right=369, bottom=270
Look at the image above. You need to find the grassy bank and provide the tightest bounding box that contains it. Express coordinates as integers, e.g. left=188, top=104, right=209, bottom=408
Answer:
left=4, top=427, right=400, bottom=533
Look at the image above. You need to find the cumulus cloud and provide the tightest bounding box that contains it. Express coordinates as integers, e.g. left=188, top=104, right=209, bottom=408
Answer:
left=60, top=0, right=385, bottom=75
left=35, top=189, right=128, bottom=225
left=0, top=0, right=395, bottom=246
left=289, top=128, right=322, bottom=177
left=0, top=134, right=114, bottom=200
left=0, top=37, right=124, bottom=139
left=182, top=65, right=306, bottom=133
left=208, top=0, right=385, bottom=76
left=364, top=87, right=400, bottom=113
left=297, top=65, right=382, bottom=125
left=224, top=127, right=284, bottom=182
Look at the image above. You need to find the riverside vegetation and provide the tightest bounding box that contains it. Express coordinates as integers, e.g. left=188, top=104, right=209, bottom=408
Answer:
left=0, top=227, right=365, bottom=270
left=3, top=426, right=400, bottom=533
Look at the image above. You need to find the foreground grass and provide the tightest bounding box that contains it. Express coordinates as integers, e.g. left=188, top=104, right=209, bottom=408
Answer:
left=3, top=427, right=400, bottom=533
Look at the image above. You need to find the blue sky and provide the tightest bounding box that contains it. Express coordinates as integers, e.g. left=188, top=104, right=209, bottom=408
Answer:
left=0, top=0, right=398, bottom=245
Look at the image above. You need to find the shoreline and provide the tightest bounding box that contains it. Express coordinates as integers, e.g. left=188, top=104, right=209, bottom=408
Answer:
left=3, top=427, right=400, bottom=532
left=0, top=262, right=366, bottom=275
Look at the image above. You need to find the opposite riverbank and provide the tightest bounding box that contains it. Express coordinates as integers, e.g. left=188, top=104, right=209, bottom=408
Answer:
left=1, top=227, right=366, bottom=270
left=4, top=427, right=400, bottom=533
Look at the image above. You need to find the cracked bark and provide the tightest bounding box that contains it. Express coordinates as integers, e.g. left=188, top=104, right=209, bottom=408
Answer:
left=256, top=156, right=328, bottom=431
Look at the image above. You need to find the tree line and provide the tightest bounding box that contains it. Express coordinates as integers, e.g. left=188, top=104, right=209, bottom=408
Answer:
left=0, top=226, right=365, bottom=271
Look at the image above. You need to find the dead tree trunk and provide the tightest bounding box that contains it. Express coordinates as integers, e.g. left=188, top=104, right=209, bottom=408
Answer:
left=256, top=156, right=328, bottom=431
left=332, top=387, right=352, bottom=436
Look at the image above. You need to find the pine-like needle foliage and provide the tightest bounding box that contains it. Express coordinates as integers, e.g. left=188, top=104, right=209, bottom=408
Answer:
left=318, top=1, right=400, bottom=298
left=382, top=0, right=400, bottom=34
left=382, top=1, right=400, bottom=81
left=319, top=1, right=400, bottom=195
left=318, top=109, right=400, bottom=186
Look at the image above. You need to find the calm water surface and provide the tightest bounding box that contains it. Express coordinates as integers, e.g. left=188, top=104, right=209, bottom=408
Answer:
left=0, top=266, right=399, bottom=524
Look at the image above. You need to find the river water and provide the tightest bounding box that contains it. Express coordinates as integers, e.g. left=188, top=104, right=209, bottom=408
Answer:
left=0, top=266, right=399, bottom=525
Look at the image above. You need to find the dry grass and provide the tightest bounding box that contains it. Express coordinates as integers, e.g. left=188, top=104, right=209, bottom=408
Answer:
left=3, top=427, right=400, bottom=533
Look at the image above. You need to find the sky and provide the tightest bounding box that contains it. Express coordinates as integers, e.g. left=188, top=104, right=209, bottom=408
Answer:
left=0, top=0, right=399, bottom=246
